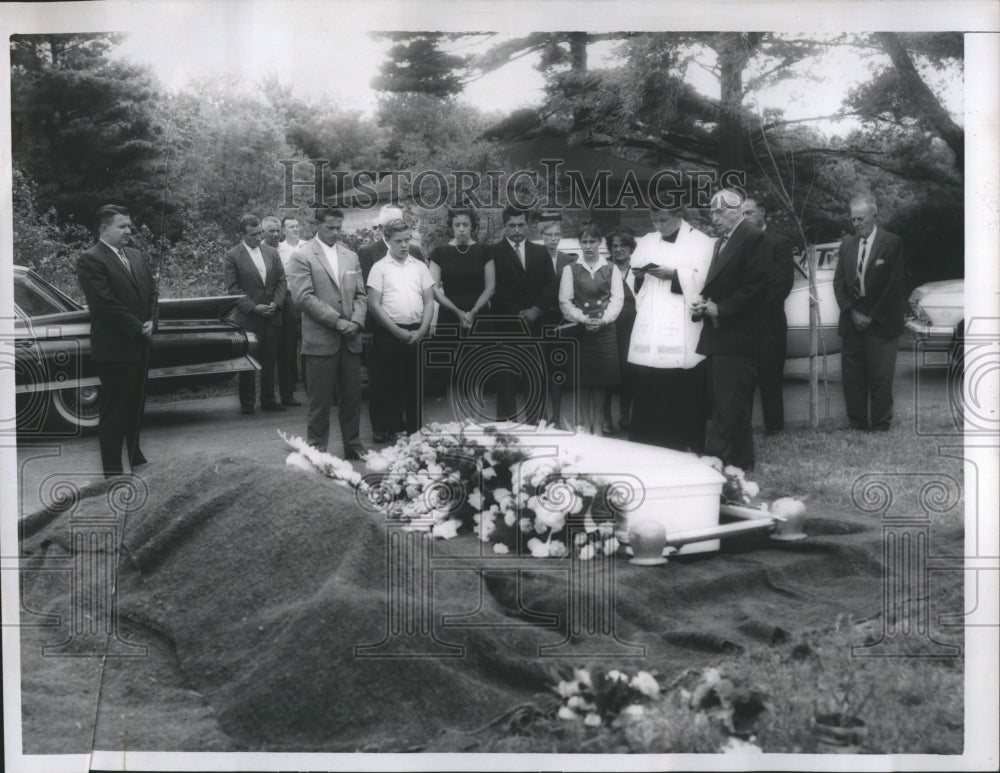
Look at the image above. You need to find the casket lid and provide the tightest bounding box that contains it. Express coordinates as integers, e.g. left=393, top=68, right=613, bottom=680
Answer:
left=494, top=426, right=726, bottom=487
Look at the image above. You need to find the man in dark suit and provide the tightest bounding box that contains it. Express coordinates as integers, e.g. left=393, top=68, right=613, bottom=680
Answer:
left=263, top=215, right=301, bottom=407
left=76, top=204, right=155, bottom=478
left=832, top=195, right=906, bottom=431
left=357, top=205, right=425, bottom=442
left=287, top=208, right=368, bottom=458
left=538, top=212, right=576, bottom=428
left=224, top=214, right=286, bottom=414
left=694, top=189, right=770, bottom=471
left=490, top=205, right=557, bottom=424
left=741, top=197, right=795, bottom=434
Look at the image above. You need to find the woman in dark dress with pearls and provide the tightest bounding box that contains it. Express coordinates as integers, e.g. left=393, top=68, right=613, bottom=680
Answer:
left=429, top=205, right=495, bottom=333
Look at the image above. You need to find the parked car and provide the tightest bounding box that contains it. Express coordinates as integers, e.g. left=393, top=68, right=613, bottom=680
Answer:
left=784, top=241, right=842, bottom=358
left=530, top=236, right=611, bottom=263
left=905, top=278, right=964, bottom=360
left=12, top=265, right=260, bottom=435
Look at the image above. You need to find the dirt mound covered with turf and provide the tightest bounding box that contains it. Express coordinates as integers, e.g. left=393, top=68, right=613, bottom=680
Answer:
left=20, top=452, right=954, bottom=752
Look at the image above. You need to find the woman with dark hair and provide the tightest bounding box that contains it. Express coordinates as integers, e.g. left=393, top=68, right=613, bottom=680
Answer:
left=429, top=205, right=494, bottom=333
left=602, top=227, right=638, bottom=433
left=558, top=222, right=624, bottom=435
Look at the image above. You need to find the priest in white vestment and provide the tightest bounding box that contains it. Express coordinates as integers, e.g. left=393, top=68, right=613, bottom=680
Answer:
left=627, top=205, right=715, bottom=452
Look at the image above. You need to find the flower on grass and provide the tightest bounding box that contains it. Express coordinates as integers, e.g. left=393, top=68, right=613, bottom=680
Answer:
left=557, top=706, right=577, bottom=721
left=583, top=713, right=602, bottom=727
left=432, top=519, right=461, bottom=540
left=631, top=671, right=660, bottom=698
left=526, top=537, right=550, bottom=558
left=620, top=704, right=645, bottom=721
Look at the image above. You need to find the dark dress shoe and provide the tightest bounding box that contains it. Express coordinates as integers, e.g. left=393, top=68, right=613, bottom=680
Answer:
left=344, top=447, right=367, bottom=461
left=241, top=405, right=255, bottom=415
left=281, top=398, right=302, bottom=407
left=261, top=402, right=287, bottom=412
left=373, top=432, right=387, bottom=443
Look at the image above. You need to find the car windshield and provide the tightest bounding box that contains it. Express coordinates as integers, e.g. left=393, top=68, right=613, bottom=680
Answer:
left=14, top=272, right=75, bottom=317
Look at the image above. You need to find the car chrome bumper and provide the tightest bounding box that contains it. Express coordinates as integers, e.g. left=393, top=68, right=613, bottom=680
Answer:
left=905, top=318, right=957, bottom=342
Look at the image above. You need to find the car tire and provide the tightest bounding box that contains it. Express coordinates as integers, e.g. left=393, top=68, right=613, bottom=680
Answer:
left=949, top=321, right=965, bottom=374
left=47, top=385, right=102, bottom=434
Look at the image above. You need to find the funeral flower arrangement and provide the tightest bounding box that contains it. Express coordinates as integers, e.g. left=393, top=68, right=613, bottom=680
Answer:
left=281, top=422, right=621, bottom=560
left=698, top=455, right=760, bottom=506
left=554, top=667, right=661, bottom=726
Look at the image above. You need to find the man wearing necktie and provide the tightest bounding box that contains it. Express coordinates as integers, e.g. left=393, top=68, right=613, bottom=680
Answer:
left=76, top=205, right=155, bottom=478
left=224, top=214, right=287, bottom=414
left=694, top=189, right=770, bottom=471
left=287, top=207, right=367, bottom=458
left=833, top=195, right=906, bottom=431
left=489, top=205, right=556, bottom=424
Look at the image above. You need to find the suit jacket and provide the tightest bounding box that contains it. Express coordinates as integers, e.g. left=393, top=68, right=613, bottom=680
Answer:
left=833, top=228, right=906, bottom=338
left=358, top=239, right=425, bottom=283
left=224, top=241, right=286, bottom=334
left=490, top=239, right=556, bottom=324
left=287, top=238, right=367, bottom=355
left=696, top=219, right=771, bottom=356
left=545, top=250, right=577, bottom=323
left=76, top=242, right=155, bottom=363
left=763, top=231, right=795, bottom=322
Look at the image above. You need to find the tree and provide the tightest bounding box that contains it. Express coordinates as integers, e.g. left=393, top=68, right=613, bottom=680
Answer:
left=10, top=33, right=167, bottom=229
left=849, top=32, right=963, bottom=172
left=370, top=33, right=471, bottom=98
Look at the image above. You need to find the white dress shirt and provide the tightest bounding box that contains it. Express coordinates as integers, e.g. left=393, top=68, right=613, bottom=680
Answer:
left=244, top=242, right=267, bottom=282
left=278, top=239, right=303, bottom=270
left=317, top=238, right=339, bottom=285
left=507, top=238, right=525, bottom=269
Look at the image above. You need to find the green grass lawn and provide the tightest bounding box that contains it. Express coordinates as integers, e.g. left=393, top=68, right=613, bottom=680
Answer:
left=434, top=403, right=968, bottom=755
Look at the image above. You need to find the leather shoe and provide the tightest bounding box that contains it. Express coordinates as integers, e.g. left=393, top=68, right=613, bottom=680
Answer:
left=344, top=447, right=367, bottom=461
left=261, top=402, right=287, bottom=412
left=241, top=405, right=255, bottom=415
left=281, top=398, right=302, bottom=407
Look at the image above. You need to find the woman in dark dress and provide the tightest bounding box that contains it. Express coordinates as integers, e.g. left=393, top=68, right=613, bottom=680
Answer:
left=558, top=222, right=624, bottom=435
left=429, top=205, right=494, bottom=333
left=602, top=228, right=637, bottom=434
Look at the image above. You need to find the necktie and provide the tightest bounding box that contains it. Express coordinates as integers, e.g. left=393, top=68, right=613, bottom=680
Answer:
left=116, top=248, right=133, bottom=278
left=708, top=235, right=727, bottom=275
left=517, top=242, right=524, bottom=270
left=855, top=238, right=868, bottom=297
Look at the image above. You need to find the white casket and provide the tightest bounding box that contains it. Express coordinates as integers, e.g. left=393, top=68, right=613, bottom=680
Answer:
left=506, top=428, right=726, bottom=555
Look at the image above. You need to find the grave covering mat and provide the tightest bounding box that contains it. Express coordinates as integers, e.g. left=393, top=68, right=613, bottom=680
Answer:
left=17, top=452, right=960, bottom=752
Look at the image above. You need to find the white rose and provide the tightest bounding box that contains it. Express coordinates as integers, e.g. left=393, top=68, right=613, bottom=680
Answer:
left=285, top=452, right=314, bottom=473
left=432, top=519, right=462, bottom=540
left=573, top=668, right=592, bottom=688
left=621, top=704, right=645, bottom=721
left=557, top=706, right=578, bottom=721
left=631, top=671, right=660, bottom=697
left=468, top=489, right=484, bottom=510
left=492, top=543, right=510, bottom=555
left=548, top=540, right=567, bottom=558
left=578, top=543, right=596, bottom=561
left=527, top=538, right=549, bottom=558
left=583, top=713, right=602, bottom=727
left=481, top=467, right=497, bottom=480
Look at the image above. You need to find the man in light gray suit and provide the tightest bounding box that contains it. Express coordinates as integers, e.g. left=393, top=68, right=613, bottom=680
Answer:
left=287, top=207, right=368, bottom=458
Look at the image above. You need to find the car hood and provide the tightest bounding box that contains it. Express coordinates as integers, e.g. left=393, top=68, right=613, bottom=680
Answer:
left=911, top=279, right=964, bottom=299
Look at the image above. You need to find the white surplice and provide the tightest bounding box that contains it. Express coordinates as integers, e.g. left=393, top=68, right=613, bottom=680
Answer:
left=627, top=222, right=715, bottom=369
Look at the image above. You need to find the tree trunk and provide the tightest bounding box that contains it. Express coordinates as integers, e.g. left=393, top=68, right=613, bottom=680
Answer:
left=714, top=33, right=760, bottom=173
left=808, top=243, right=819, bottom=426
left=875, top=32, right=964, bottom=170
